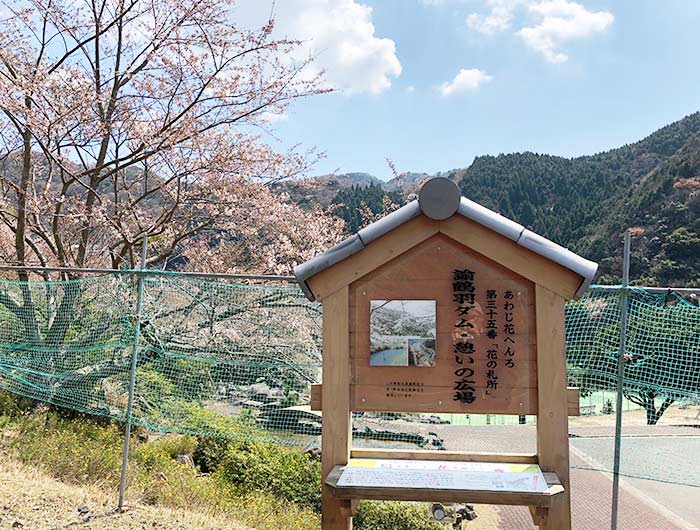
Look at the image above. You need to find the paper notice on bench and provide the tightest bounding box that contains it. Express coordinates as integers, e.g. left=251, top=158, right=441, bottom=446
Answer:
left=336, top=459, right=548, bottom=493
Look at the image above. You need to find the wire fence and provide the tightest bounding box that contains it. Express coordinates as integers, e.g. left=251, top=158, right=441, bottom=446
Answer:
left=0, top=272, right=322, bottom=445
left=0, top=269, right=699, bottom=491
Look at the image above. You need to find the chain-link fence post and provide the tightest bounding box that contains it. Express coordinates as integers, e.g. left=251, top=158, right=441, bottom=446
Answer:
left=611, top=229, right=631, bottom=530
left=118, top=237, right=148, bottom=510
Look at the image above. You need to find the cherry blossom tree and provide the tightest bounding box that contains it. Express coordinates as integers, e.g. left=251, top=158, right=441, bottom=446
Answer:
left=0, top=0, right=343, bottom=401
left=0, top=0, right=341, bottom=278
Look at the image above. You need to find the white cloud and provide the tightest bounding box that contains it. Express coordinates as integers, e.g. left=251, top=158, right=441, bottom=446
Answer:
left=259, top=111, right=289, bottom=123
left=440, top=68, right=492, bottom=95
left=406, top=85, right=416, bottom=93
left=419, top=0, right=469, bottom=5
left=236, top=0, right=401, bottom=95
left=467, top=0, right=523, bottom=34
left=517, top=1, right=614, bottom=63
left=465, top=0, right=613, bottom=62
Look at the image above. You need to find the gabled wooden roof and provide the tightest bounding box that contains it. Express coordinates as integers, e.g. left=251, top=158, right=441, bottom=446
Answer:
left=294, top=178, right=597, bottom=301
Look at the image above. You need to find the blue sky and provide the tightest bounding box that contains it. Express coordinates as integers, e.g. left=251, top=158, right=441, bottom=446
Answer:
left=243, top=1, right=700, bottom=180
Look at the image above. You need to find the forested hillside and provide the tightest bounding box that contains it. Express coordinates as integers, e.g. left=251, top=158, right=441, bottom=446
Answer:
left=331, top=183, right=403, bottom=233
left=324, top=112, right=700, bottom=286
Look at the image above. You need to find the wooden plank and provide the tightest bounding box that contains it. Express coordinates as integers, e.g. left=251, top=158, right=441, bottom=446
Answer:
left=535, top=285, right=572, bottom=530
left=321, top=286, right=352, bottom=530
left=325, top=465, right=565, bottom=507
left=352, top=360, right=538, bottom=388
left=567, top=387, right=580, bottom=417
left=529, top=506, right=549, bottom=526
left=311, top=383, right=321, bottom=411
left=350, top=448, right=538, bottom=464
left=350, top=283, right=537, bottom=306
left=350, top=234, right=535, bottom=319
left=350, top=326, right=537, bottom=364
left=542, top=472, right=562, bottom=487
left=351, top=384, right=537, bottom=414
left=311, top=383, right=580, bottom=416
left=350, top=232, right=529, bottom=285
left=440, top=216, right=582, bottom=300
left=307, top=216, right=440, bottom=301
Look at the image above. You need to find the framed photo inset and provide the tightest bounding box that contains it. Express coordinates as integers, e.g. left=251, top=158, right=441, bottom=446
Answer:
left=369, top=300, right=436, bottom=367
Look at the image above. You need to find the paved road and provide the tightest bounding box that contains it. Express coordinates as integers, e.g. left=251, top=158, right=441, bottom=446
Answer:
left=569, top=434, right=700, bottom=528
left=497, top=465, right=691, bottom=530
left=569, top=430, right=700, bottom=487
left=489, top=426, right=700, bottom=529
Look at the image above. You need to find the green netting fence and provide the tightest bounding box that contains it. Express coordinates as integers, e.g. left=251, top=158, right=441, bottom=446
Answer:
left=566, top=288, right=700, bottom=412
left=0, top=273, right=323, bottom=445
left=0, top=273, right=698, bottom=487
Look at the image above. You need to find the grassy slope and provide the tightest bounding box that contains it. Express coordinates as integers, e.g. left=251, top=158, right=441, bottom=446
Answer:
left=0, top=408, right=507, bottom=530
left=0, top=458, right=248, bottom=530
left=0, top=456, right=502, bottom=530
left=0, top=411, right=321, bottom=530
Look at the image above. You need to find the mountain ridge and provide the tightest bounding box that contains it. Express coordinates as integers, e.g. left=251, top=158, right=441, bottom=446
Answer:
left=318, top=111, right=700, bottom=286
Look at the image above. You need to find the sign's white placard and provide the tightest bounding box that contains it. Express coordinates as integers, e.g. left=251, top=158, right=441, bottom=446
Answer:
left=336, top=459, right=548, bottom=493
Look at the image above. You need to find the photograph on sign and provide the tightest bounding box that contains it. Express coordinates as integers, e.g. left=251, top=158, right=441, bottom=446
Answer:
left=370, top=300, right=436, bottom=367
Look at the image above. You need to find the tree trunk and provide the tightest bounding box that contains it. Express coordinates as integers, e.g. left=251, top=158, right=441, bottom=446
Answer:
left=648, top=397, right=674, bottom=425
left=16, top=118, right=31, bottom=272
left=634, top=391, right=674, bottom=425
left=13, top=120, right=41, bottom=344
left=645, top=398, right=657, bottom=425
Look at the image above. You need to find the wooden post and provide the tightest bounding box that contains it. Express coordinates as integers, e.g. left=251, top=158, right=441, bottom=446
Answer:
left=321, top=286, right=352, bottom=530
left=535, top=285, right=572, bottom=530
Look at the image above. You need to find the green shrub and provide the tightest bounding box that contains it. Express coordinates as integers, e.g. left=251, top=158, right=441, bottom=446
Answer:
left=147, top=434, right=197, bottom=458
left=354, top=501, right=449, bottom=530
left=135, top=369, right=177, bottom=405
left=156, top=399, right=269, bottom=442
left=2, top=411, right=320, bottom=529
left=134, top=435, right=196, bottom=473
left=602, top=398, right=615, bottom=415
left=156, top=357, right=212, bottom=401
left=14, top=412, right=124, bottom=485
left=217, top=439, right=322, bottom=511
left=193, top=436, right=231, bottom=473
left=0, top=390, right=35, bottom=417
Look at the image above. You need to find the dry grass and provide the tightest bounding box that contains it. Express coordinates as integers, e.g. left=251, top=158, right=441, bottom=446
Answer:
left=0, top=463, right=506, bottom=530
left=0, top=410, right=505, bottom=529
left=0, top=458, right=248, bottom=530
left=0, top=418, right=321, bottom=530
left=0, top=456, right=505, bottom=530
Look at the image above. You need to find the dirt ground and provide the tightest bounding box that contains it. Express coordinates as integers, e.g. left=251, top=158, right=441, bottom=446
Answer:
left=0, top=460, right=248, bottom=530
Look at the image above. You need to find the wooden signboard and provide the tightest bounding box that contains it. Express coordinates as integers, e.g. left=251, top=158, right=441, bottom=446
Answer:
left=350, top=234, right=536, bottom=415
left=294, top=177, right=597, bottom=530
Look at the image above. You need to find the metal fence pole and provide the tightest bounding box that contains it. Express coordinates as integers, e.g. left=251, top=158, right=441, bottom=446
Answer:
left=611, top=229, right=631, bottom=530
left=118, top=237, right=148, bottom=510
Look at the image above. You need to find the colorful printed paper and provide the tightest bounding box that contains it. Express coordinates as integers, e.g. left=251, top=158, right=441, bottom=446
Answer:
left=336, top=459, right=548, bottom=493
